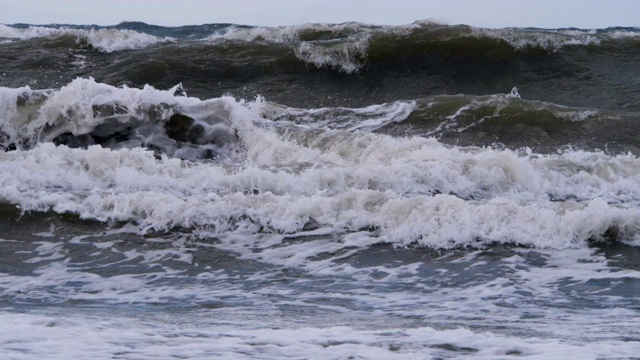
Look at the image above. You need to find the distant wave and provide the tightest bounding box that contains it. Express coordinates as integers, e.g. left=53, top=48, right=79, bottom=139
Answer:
left=0, top=24, right=173, bottom=52
left=202, top=21, right=637, bottom=73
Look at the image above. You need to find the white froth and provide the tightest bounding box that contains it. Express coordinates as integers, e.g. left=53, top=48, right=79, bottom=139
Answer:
left=2, top=80, right=640, bottom=249
left=473, top=28, right=601, bottom=51
left=0, top=25, right=172, bottom=52
left=0, top=311, right=637, bottom=360
left=207, top=22, right=383, bottom=43
left=2, top=137, right=640, bottom=249
left=3, top=224, right=639, bottom=358
left=83, top=28, right=173, bottom=53
left=257, top=99, right=417, bottom=131
left=294, top=38, right=369, bottom=74
left=0, top=24, right=23, bottom=38
left=0, top=78, right=199, bottom=143
left=608, top=30, right=640, bottom=39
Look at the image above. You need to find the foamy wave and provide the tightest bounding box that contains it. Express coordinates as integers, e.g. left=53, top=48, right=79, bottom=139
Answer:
left=474, top=28, right=601, bottom=51
left=206, top=22, right=419, bottom=74
left=2, top=132, right=640, bottom=248
left=206, top=22, right=384, bottom=43
left=207, top=19, right=444, bottom=43
left=608, top=30, right=640, bottom=39
left=207, top=25, right=295, bottom=43
left=0, top=78, right=190, bottom=143
left=256, top=98, right=417, bottom=131
left=207, top=23, right=377, bottom=73
left=0, top=25, right=173, bottom=52
left=204, top=21, right=611, bottom=73
left=293, top=38, right=369, bottom=73
left=2, top=79, right=640, bottom=249
left=83, top=28, right=173, bottom=52
left=2, top=141, right=640, bottom=248
left=0, top=24, right=23, bottom=38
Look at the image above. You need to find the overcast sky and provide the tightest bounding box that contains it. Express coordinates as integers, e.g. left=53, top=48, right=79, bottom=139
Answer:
left=0, top=0, right=638, bottom=28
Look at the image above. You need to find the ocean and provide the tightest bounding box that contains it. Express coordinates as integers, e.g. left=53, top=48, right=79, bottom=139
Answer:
left=1, top=20, right=640, bottom=359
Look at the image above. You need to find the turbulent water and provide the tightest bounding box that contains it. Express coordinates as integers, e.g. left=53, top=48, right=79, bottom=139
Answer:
left=1, top=20, right=640, bottom=359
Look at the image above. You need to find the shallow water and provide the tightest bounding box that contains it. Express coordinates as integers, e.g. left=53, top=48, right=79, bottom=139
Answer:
left=1, top=207, right=639, bottom=358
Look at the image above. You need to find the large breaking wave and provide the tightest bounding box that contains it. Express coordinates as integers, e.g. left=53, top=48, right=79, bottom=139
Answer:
left=1, top=78, right=640, bottom=249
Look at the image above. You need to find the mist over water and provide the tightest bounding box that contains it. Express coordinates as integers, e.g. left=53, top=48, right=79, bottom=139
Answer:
left=1, top=20, right=640, bottom=359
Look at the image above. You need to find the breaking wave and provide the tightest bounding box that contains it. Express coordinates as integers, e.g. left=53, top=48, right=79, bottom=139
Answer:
left=2, top=79, right=640, bottom=249
left=0, top=24, right=173, bottom=52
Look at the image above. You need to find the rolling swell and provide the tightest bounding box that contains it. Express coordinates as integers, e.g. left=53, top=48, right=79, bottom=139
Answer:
left=390, top=93, right=640, bottom=154
left=256, top=90, right=640, bottom=154
left=2, top=22, right=640, bottom=111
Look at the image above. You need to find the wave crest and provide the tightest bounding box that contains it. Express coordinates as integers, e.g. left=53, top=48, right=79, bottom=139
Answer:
left=0, top=25, right=173, bottom=52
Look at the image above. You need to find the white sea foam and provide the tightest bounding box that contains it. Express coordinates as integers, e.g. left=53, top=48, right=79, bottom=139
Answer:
left=208, top=23, right=374, bottom=73
left=2, top=80, right=640, bottom=249
left=0, top=24, right=22, bottom=38
left=258, top=99, right=417, bottom=131
left=0, top=24, right=172, bottom=52
left=608, top=30, right=640, bottom=39
left=69, top=54, right=88, bottom=68
left=293, top=37, right=369, bottom=73
left=82, top=28, right=173, bottom=52
left=2, top=221, right=638, bottom=358
left=206, top=22, right=384, bottom=43
left=2, top=224, right=638, bottom=360
left=0, top=78, right=195, bottom=145
left=0, top=311, right=638, bottom=360
left=474, top=28, right=601, bottom=51
left=2, top=121, right=640, bottom=248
